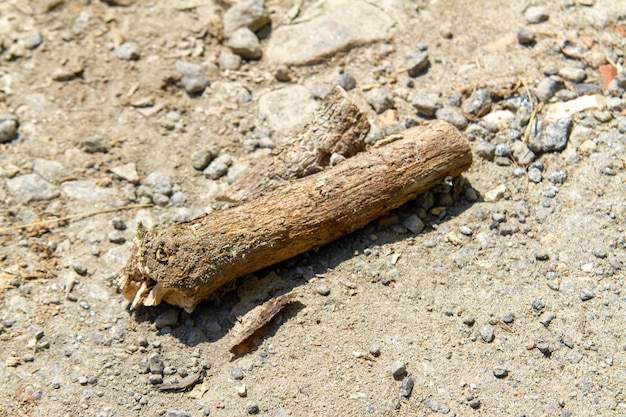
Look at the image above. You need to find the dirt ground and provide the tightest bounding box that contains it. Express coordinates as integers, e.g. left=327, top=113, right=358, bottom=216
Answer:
left=1, top=0, right=625, bottom=416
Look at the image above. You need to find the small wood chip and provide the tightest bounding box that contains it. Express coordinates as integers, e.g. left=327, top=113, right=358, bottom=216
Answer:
left=156, top=370, right=204, bottom=392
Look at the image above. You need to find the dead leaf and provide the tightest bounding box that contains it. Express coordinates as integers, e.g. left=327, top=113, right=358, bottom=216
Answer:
left=599, top=64, right=617, bottom=89
left=229, top=291, right=298, bottom=355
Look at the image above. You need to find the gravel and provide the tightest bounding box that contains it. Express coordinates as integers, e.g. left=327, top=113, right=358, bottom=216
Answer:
left=0, top=113, right=18, bottom=143
left=524, top=6, right=549, bottom=24
left=391, top=362, right=407, bottom=381
left=412, top=91, right=441, bottom=117
left=405, top=51, right=430, bottom=77
left=479, top=325, right=495, bottom=343
left=113, top=42, right=140, bottom=60
left=517, top=27, right=535, bottom=44
left=331, top=73, right=357, bottom=91
left=231, top=367, right=244, bottom=380
left=435, top=107, right=468, bottom=130
left=493, top=367, right=508, bottom=378
left=539, top=311, right=557, bottom=327
left=367, top=88, right=394, bottom=114
left=463, top=88, right=491, bottom=115
left=401, top=376, right=414, bottom=397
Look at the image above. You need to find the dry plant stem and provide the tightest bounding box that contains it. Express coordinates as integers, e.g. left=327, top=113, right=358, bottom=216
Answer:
left=217, top=85, right=369, bottom=202
left=120, top=120, right=472, bottom=312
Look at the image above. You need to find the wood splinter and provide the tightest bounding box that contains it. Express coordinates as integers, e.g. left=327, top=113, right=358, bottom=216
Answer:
left=119, top=120, right=472, bottom=312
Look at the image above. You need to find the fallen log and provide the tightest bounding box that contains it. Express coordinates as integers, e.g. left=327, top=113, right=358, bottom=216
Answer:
left=120, top=120, right=472, bottom=312
left=217, top=85, right=369, bottom=202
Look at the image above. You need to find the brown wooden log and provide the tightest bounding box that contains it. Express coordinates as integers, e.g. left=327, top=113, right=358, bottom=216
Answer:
left=217, top=85, right=369, bottom=202
left=120, top=120, right=472, bottom=312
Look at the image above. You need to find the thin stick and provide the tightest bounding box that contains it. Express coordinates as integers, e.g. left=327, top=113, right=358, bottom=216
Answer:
left=0, top=203, right=154, bottom=234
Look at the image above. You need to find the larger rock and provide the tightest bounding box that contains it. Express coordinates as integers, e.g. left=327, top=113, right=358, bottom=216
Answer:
left=265, top=0, right=392, bottom=66
left=226, top=27, right=262, bottom=60
left=0, top=113, right=18, bottom=143
left=258, top=85, right=318, bottom=133
left=223, top=0, right=270, bottom=37
left=6, top=174, right=59, bottom=203
left=33, top=159, right=69, bottom=183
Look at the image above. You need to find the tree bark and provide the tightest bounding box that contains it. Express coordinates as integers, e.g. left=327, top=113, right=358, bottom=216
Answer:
left=120, top=120, right=472, bottom=312
left=217, top=85, right=369, bottom=202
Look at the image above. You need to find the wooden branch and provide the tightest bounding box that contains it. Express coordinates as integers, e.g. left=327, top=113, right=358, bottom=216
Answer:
left=217, top=85, right=369, bottom=202
left=120, top=120, right=472, bottom=312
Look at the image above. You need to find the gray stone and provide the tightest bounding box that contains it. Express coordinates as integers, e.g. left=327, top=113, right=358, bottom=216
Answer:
left=168, top=410, right=191, bottom=417
left=364, top=121, right=382, bottom=145
left=493, top=367, right=508, bottom=378
left=517, top=27, right=535, bottom=44
left=231, top=367, right=244, bottom=380
left=258, top=85, right=317, bottom=133
left=405, top=51, right=429, bottom=77
left=463, top=89, right=491, bottom=115
left=315, top=285, right=330, bottom=296
left=227, top=163, right=248, bottom=184
left=369, top=346, right=380, bottom=357
left=155, top=309, right=179, bottom=329
left=110, top=163, right=139, bottom=184
left=331, top=73, right=357, bottom=91
left=246, top=401, right=259, bottom=414
left=367, top=88, right=394, bottom=114
left=537, top=342, right=551, bottom=355
left=558, top=67, right=586, bottom=83
left=218, top=51, right=242, bottom=70
left=531, top=299, right=545, bottom=310
left=174, top=60, right=208, bottom=94
left=81, top=137, right=109, bottom=153
left=535, top=77, right=564, bottom=102
left=402, top=214, right=425, bottom=234
left=149, top=355, right=164, bottom=374
left=494, top=143, right=512, bottom=158
left=580, top=290, right=594, bottom=301
left=525, top=6, right=549, bottom=24
left=223, top=0, right=270, bottom=37
left=152, top=193, right=170, bottom=207
left=191, top=149, right=216, bottom=171
left=108, top=231, right=126, bottom=244
left=462, top=316, right=475, bottom=326
left=0, top=113, right=18, bottom=143
left=401, top=377, right=414, bottom=397
left=412, top=91, right=441, bottom=117
left=479, top=325, right=494, bottom=343
left=265, top=0, right=392, bottom=66
left=143, top=171, right=172, bottom=196
left=112, top=42, right=140, bottom=61
left=511, top=141, right=535, bottom=165
left=33, top=159, right=69, bottom=183
left=149, top=375, right=163, bottom=385
left=543, top=118, right=571, bottom=152
left=6, top=174, right=59, bottom=203
left=274, top=65, right=291, bottom=82
left=391, top=362, right=407, bottom=381
left=227, top=27, right=262, bottom=60
left=474, top=141, right=495, bottom=161
left=547, top=169, right=567, bottom=184
left=112, top=217, right=126, bottom=230
left=20, top=31, right=42, bottom=50
left=539, top=311, right=557, bottom=327
left=435, top=107, right=468, bottom=130
left=528, top=166, right=542, bottom=183
left=204, top=154, right=232, bottom=180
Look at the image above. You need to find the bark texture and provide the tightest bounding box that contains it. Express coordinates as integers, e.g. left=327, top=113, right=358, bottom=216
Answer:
left=120, top=120, right=472, bottom=312
left=217, top=85, right=369, bottom=202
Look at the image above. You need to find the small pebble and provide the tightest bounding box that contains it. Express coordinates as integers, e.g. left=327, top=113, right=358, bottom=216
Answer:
left=231, top=367, right=244, bottom=380
left=331, top=73, right=357, bottom=91
left=108, top=231, right=126, bottom=244
left=155, top=309, right=179, bottom=329
left=246, top=401, right=259, bottom=414
left=168, top=410, right=191, bottom=417
left=525, top=6, right=549, bottom=24
left=462, top=316, right=475, bottom=326
left=534, top=250, right=549, bottom=261
left=391, top=362, right=407, bottom=381
left=480, top=325, right=494, bottom=343
left=593, top=248, right=607, bottom=259
left=547, top=169, right=567, bottom=184
left=174, top=60, right=208, bottom=94
left=459, top=225, right=472, bottom=236
left=238, top=384, right=247, bottom=397
left=204, top=154, right=232, bottom=180
left=227, top=27, right=262, bottom=60
left=367, top=88, right=394, bottom=114
left=493, top=367, right=508, bottom=378
left=405, top=51, right=430, bottom=77
left=537, top=342, right=551, bottom=355
left=315, top=285, right=330, bottom=296
left=517, top=27, right=535, bottom=45
left=401, top=377, right=414, bottom=397
left=580, top=290, right=594, bottom=301
left=469, top=399, right=481, bottom=409
left=412, top=91, right=441, bottom=117
left=528, top=167, right=542, bottom=183
left=192, top=149, right=216, bottom=171
left=113, top=42, right=141, bottom=61
left=72, top=263, right=88, bottom=276
left=369, top=346, right=380, bottom=357
left=539, top=311, right=557, bottom=327
left=502, top=313, right=514, bottom=324
left=435, top=107, right=468, bottom=130
left=463, top=88, right=491, bottom=115
left=112, top=217, right=126, bottom=230
left=149, top=375, right=163, bottom=385
left=219, top=51, right=242, bottom=70
left=531, top=299, right=545, bottom=311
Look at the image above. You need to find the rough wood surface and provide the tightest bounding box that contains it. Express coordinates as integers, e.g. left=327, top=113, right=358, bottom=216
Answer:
left=120, top=120, right=472, bottom=312
left=217, top=85, right=369, bottom=202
